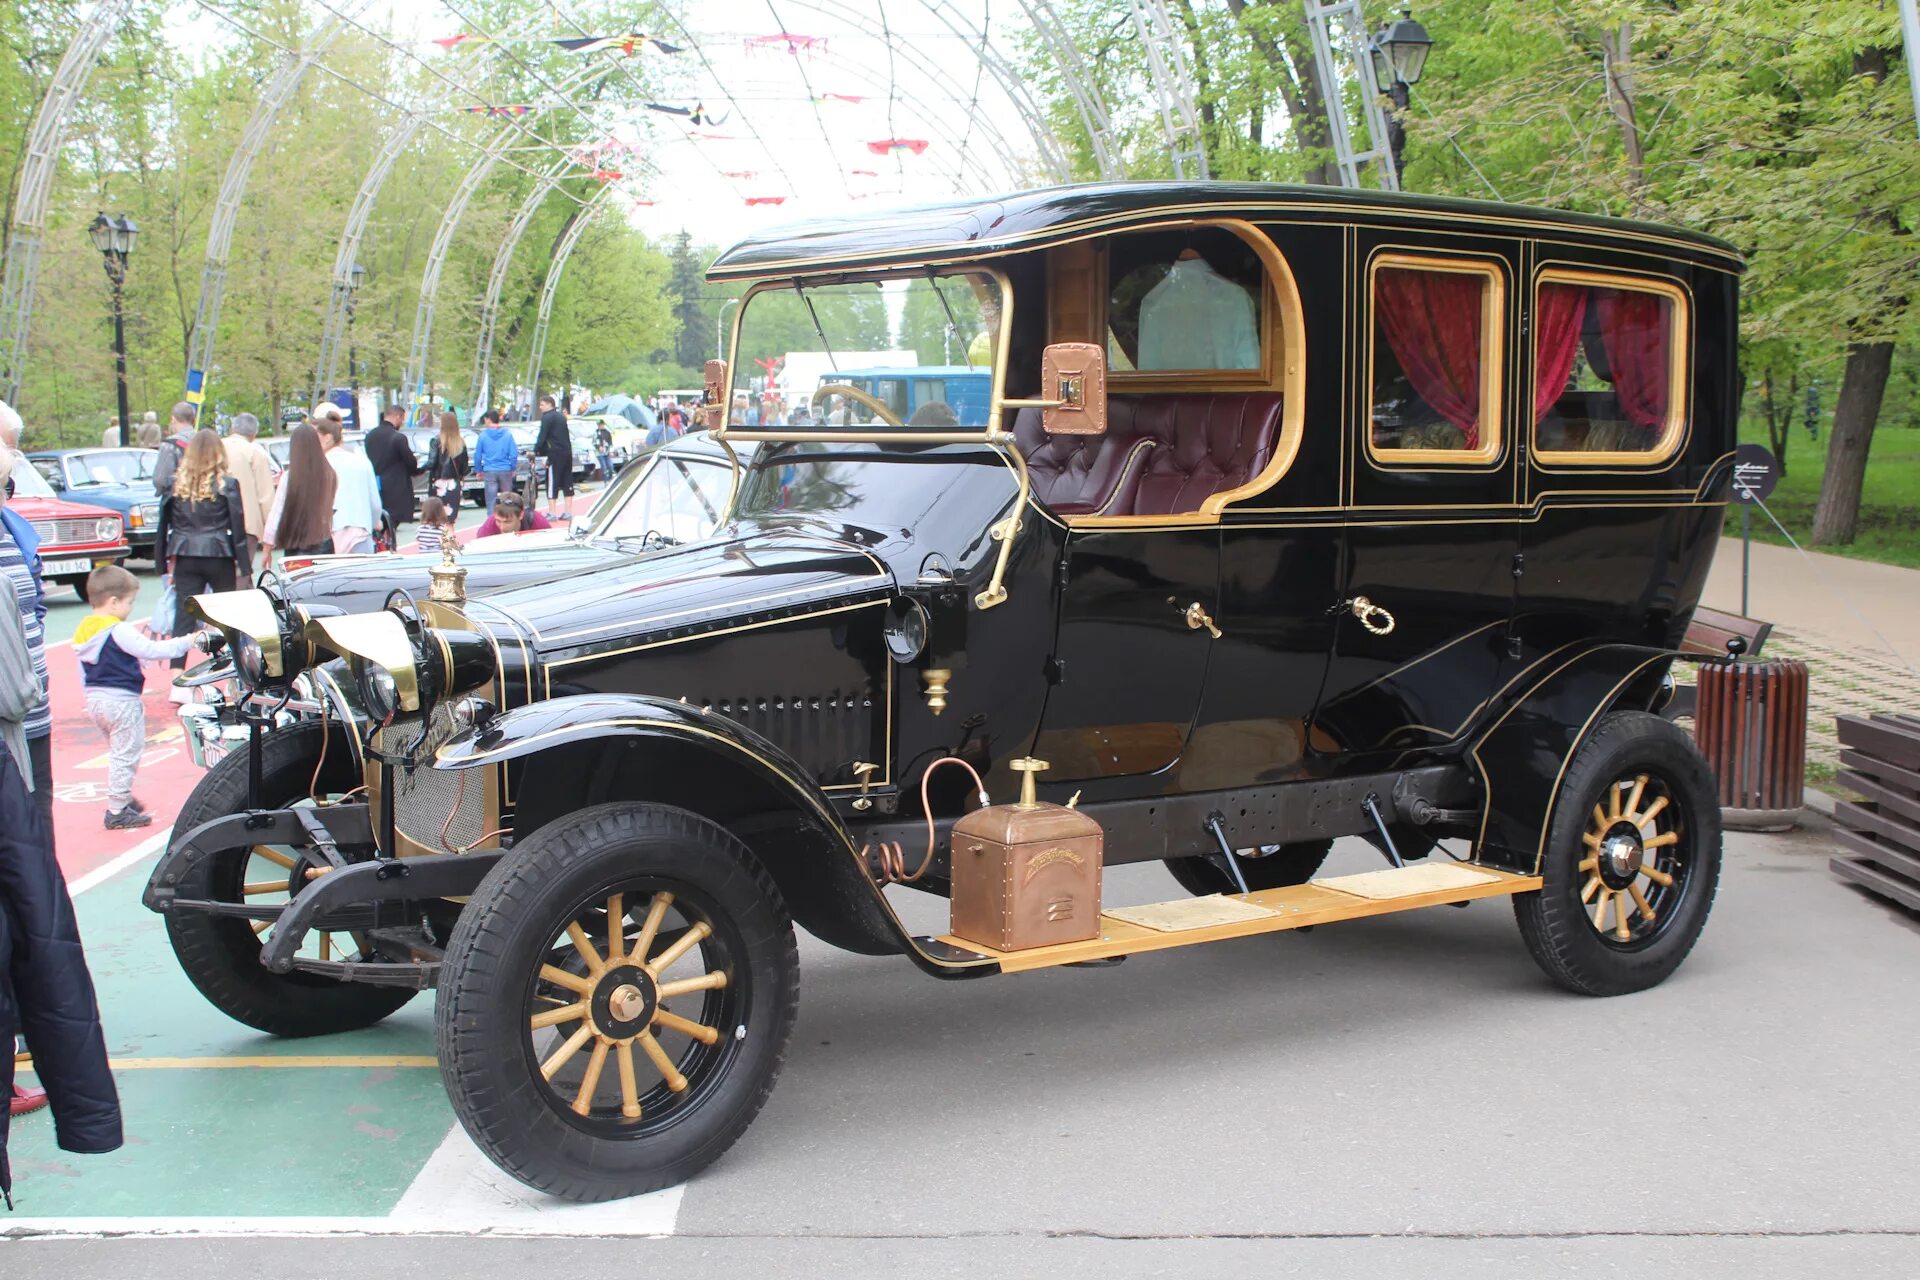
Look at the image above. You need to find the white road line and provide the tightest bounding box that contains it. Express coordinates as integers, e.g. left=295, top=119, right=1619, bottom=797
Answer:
left=67, top=826, right=172, bottom=896
left=388, top=1124, right=684, bottom=1236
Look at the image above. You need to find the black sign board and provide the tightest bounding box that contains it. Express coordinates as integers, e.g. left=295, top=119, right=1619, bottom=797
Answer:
left=1731, top=444, right=1778, bottom=505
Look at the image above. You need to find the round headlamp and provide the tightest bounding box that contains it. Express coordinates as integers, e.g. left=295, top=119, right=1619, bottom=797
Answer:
left=95, top=516, right=119, bottom=542
left=233, top=633, right=267, bottom=686
left=358, top=662, right=402, bottom=721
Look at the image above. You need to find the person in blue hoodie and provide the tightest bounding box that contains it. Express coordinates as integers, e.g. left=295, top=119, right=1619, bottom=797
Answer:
left=472, top=409, right=519, bottom=513
left=72, top=565, right=203, bottom=830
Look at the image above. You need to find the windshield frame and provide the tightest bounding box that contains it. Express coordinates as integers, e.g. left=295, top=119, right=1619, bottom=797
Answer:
left=720, top=263, right=1012, bottom=447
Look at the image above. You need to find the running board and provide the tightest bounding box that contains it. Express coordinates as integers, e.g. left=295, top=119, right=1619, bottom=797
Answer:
left=934, top=863, right=1541, bottom=975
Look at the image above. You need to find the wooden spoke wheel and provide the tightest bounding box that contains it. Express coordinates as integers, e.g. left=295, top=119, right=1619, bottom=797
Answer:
left=436, top=803, right=798, bottom=1202
left=1515, top=711, right=1720, bottom=997
left=163, top=721, right=416, bottom=1037
left=527, top=886, right=743, bottom=1132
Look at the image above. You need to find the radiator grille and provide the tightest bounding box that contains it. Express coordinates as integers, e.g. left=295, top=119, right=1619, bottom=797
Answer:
left=29, top=517, right=111, bottom=546
left=374, top=713, right=488, bottom=850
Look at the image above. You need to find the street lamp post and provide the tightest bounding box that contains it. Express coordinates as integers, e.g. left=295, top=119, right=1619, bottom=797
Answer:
left=1368, top=6, right=1433, bottom=187
left=345, top=261, right=367, bottom=427
left=89, top=212, right=139, bottom=447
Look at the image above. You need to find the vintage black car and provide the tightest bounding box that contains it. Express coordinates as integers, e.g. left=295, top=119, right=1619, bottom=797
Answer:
left=147, top=182, right=1741, bottom=1204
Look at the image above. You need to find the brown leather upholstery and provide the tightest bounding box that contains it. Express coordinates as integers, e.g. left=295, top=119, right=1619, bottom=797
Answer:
left=1015, top=393, right=1283, bottom=517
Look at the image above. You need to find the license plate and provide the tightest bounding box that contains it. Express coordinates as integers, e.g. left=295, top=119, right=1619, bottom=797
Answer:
left=42, top=557, right=92, bottom=576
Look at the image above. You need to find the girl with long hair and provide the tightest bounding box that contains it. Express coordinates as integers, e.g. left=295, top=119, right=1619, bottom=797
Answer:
left=157, top=427, right=252, bottom=664
left=426, top=410, right=470, bottom=514
left=262, top=423, right=338, bottom=560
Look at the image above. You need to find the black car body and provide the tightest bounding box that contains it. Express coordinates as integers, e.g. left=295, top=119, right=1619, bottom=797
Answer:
left=149, top=182, right=1742, bottom=1202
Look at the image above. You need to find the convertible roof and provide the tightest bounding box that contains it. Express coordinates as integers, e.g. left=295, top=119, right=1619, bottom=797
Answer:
left=706, top=181, right=1743, bottom=282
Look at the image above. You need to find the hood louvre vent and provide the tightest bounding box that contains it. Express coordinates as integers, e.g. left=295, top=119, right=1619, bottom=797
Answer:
left=704, top=687, right=877, bottom=786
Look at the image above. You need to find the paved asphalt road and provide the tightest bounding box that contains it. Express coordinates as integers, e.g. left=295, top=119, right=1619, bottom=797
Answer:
left=8, top=819, right=1918, bottom=1277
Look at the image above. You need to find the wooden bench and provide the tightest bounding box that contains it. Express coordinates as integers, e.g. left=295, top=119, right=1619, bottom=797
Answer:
left=1664, top=606, right=1775, bottom=720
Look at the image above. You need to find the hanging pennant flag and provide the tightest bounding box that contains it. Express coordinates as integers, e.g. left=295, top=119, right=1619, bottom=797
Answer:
left=744, top=33, right=826, bottom=57
left=646, top=101, right=728, bottom=126
left=745, top=196, right=787, bottom=206
left=689, top=130, right=736, bottom=141
left=551, top=32, right=683, bottom=56
left=646, top=102, right=691, bottom=117
left=432, top=33, right=491, bottom=51
left=721, top=170, right=758, bottom=180
left=591, top=168, right=624, bottom=182
left=813, top=93, right=864, bottom=104
left=850, top=168, right=880, bottom=177
left=866, top=138, right=930, bottom=156
left=460, top=104, right=534, bottom=116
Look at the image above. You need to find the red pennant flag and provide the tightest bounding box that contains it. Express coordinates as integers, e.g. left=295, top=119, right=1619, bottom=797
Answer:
left=745, top=196, right=787, bottom=206
left=865, top=138, right=929, bottom=156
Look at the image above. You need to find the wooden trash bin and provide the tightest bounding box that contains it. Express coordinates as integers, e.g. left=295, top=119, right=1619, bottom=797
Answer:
left=1693, top=656, right=1808, bottom=831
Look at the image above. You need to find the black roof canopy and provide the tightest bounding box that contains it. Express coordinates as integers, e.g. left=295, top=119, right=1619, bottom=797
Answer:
left=706, top=181, right=1743, bottom=282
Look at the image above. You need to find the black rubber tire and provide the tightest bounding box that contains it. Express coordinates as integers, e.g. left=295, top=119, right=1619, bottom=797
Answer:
left=163, top=720, right=418, bottom=1037
left=436, top=803, right=799, bottom=1202
left=1164, top=840, right=1333, bottom=896
left=1514, top=711, right=1721, bottom=996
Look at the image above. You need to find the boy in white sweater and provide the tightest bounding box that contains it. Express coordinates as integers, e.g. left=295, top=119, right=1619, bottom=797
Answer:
left=73, top=565, right=203, bottom=829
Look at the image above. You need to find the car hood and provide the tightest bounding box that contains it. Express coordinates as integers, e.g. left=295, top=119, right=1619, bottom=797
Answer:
left=61, top=482, right=149, bottom=508
left=11, top=495, right=122, bottom=522
left=462, top=522, right=894, bottom=661
left=278, top=537, right=630, bottom=617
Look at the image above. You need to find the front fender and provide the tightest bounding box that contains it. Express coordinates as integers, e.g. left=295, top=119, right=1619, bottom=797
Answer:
left=436, top=694, right=993, bottom=976
left=1469, top=643, right=1675, bottom=874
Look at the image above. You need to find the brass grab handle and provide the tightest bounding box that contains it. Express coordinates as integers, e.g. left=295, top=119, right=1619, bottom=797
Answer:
left=1183, top=601, right=1222, bottom=638
left=1349, top=595, right=1396, bottom=636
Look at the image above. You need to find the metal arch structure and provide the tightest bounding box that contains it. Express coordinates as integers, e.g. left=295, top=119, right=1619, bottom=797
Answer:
left=0, top=0, right=135, bottom=403
left=1305, top=0, right=1397, bottom=189
left=312, top=113, right=425, bottom=401
left=185, top=1, right=372, bottom=404
left=521, top=182, right=615, bottom=402
left=919, top=0, right=1075, bottom=182
left=402, top=56, right=635, bottom=406
left=1127, top=0, right=1208, bottom=179
left=468, top=156, right=577, bottom=412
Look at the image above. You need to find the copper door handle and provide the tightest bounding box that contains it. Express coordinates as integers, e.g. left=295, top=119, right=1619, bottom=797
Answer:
left=1349, top=596, right=1396, bottom=636
left=1183, top=602, right=1222, bottom=638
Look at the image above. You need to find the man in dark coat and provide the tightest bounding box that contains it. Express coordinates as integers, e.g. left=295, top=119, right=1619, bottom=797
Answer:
left=364, top=405, right=421, bottom=527
left=532, top=393, right=572, bottom=520
left=1, top=586, right=121, bottom=1208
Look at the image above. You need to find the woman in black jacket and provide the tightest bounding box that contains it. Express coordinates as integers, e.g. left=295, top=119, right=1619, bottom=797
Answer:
left=425, top=411, right=470, bottom=515
left=157, top=428, right=252, bottom=658
left=2, top=590, right=121, bottom=1208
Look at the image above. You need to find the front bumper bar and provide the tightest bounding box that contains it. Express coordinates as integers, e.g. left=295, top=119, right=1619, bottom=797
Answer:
left=145, top=803, right=501, bottom=988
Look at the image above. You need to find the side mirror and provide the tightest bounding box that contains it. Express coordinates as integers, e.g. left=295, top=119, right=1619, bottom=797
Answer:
left=1039, top=342, right=1107, bottom=436
left=703, top=359, right=728, bottom=430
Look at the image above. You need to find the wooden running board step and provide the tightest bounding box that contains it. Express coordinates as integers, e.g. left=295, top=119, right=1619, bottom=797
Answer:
left=935, top=862, right=1543, bottom=975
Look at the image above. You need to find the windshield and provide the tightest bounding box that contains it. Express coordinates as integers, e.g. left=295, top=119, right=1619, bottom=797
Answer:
left=735, top=442, right=1011, bottom=538
left=8, top=459, right=56, bottom=500
left=598, top=454, right=733, bottom=545
left=729, top=271, right=1001, bottom=431
left=64, top=450, right=154, bottom=487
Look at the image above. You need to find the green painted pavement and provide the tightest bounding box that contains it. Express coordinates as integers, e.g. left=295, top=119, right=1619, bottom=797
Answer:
left=11, top=854, right=448, bottom=1217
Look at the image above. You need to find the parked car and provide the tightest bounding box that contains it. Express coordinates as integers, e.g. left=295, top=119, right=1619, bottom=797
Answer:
left=6, top=453, right=132, bottom=593
left=25, top=447, right=164, bottom=558
left=148, top=181, right=1742, bottom=1204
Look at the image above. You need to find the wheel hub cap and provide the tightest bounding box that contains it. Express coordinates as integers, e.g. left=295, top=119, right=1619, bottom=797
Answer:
left=590, top=964, right=658, bottom=1039
left=1600, top=829, right=1643, bottom=887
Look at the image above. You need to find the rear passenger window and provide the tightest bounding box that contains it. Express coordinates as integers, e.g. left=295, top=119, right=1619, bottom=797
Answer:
left=1105, top=227, right=1265, bottom=375
left=1533, top=270, right=1688, bottom=462
left=1367, top=255, right=1504, bottom=463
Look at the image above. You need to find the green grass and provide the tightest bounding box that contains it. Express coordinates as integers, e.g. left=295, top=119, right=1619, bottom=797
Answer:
left=1738, top=419, right=1920, bottom=569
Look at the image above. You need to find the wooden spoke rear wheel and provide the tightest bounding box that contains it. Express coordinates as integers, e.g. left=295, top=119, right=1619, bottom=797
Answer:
left=1515, top=711, right=1720, bottom=996
left=436, top=803, right=798, bottom=1202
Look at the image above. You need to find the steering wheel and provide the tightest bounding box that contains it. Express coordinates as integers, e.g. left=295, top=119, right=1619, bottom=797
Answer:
left=811, top=383, right=905, bottom=428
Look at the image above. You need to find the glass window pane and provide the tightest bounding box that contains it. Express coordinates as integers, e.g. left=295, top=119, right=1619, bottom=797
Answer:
left=1534, top=277, right=1680, bottom=457
left=1106, top=227, right=1263, bottom=373
left=730, top=272, right=999, bottom=430
left=1369, top=261, right=1498, bottom=457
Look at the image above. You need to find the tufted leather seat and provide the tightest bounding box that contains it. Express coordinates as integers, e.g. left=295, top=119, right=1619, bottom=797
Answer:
left=1015, top=393, right=1284, bottom=517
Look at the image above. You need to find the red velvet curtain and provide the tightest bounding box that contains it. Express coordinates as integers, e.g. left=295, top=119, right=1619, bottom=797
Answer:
left=1595, top=287, right=1672, bottom=429
left=1533, top=282, right=1588, bottom=423
left=1375, top=267, right=1486, bottom=447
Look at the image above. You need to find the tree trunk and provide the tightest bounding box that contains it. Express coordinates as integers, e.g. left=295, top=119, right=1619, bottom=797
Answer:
left=1598, top=22, right=1647, bottom=210
left=1811, top=340, right=1894, bottom=546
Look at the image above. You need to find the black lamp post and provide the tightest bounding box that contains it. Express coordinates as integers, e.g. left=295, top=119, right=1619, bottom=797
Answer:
left=344, top=261, right=367, bottom=427
left=1369, top=6, right=1433, bottom=187
left=89, top=212, right=139, bottom=447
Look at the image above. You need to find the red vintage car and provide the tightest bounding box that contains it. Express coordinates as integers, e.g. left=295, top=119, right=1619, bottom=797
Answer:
left=7, top=452, right=131, bottom=595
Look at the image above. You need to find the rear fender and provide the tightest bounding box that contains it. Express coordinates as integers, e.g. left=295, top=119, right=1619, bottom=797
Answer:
left=1469, top=644, right=1675, bottom=874
left=436, top=693, right=994, bottom=976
